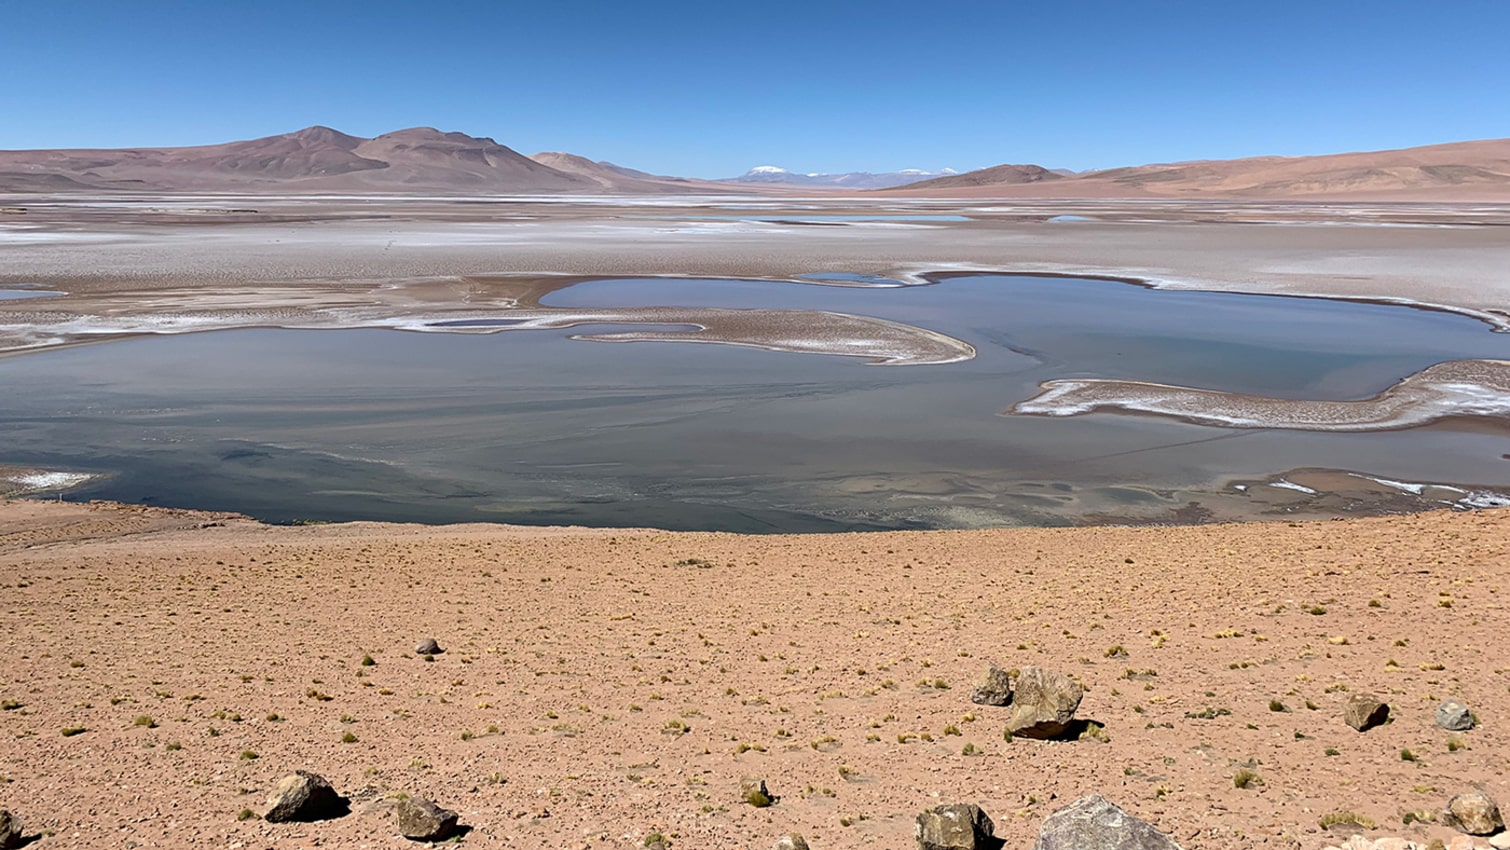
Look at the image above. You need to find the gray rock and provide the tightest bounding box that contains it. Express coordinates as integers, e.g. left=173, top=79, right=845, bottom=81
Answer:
left=970, top=664, right=1013, bottom=706
left=395, top=796, right=459, bottom=842
left=915, top=803, right=995, bottom=850
left=262, top=770, right=346, bottom=822
left=1443, top=791, right=1504, bottom=836
left=1436, top=700, right=1475, bottom=731
left=741, top=776, right=774, bottom=807
left=414, top=638, right=441, bottom=655
left=1006, top=667, right=1084, bottom=739
left=772, top=834, right=811, bottom=850
left=1343, top=693, right=1389, bottom=732
left=0, top=810, right=21, bottom=850
left=1034, top=795, right=1182, bottom=850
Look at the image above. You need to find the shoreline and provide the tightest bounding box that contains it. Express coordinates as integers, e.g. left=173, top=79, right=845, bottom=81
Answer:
left=3, top=266, right=1509, bottom=363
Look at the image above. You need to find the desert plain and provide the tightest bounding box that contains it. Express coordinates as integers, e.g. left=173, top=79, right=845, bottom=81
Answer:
left=0, top=498, right=1507, bottom=849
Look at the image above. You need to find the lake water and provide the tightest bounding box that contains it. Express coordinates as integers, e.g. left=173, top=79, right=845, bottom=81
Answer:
left=0, top=288, right=63, bottom=300
left=3, top=275, right=1507, bottom=530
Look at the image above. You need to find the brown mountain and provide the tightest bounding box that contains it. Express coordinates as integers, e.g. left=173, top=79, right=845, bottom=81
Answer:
left=527, top=151, right=716, bottom=193
left=886, top=164, right=1063, bottom=191
left=0, top=126, right=658, bottom=193
left=884, top=138, right=1510, bottom=200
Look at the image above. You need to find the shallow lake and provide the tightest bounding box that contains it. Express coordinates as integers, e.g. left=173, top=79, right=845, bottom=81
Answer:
left=3, top=275, right=1507, bottom=530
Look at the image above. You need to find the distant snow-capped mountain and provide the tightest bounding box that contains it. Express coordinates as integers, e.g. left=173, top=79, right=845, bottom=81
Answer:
left=719, top=165, right=959, bottom=190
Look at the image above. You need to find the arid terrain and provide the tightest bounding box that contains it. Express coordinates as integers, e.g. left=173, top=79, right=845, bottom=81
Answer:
left=0, top=499, right=1506, bottom=849
left=2, top=128, right=1508, bottom=200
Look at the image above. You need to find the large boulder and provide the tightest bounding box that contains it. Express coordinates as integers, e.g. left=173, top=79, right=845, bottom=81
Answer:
left=1343, top=693, right=1389, bottom=732
left=395, top=796, right=459, bottom=841
left=915, top=803, right=995, bottom=850
left=1436, top=700, right=1475, bottom=731
left=0, top=810, right=22, bottom=850
left=414, top=638, right=442, bottom=655
left=1007, top=667, right=1084, bottom=739
left=772, top=835, right=811, bottom=850
left=1034, top=795, right=1183, bottom=850
left=1442, top=791, right=1503, bottom=836
left=262, top=770, right=347, bottom=822
left=970, top=664, right=1013, bottom=706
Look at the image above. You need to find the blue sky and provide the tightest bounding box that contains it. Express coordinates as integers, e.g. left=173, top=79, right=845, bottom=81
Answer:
left=3, top=0, right=1507, bottom=176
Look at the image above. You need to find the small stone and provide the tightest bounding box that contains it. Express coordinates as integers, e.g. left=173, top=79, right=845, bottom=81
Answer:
left=1344, top=693, right=1390, bottom=732
left=0, top=809, right=22, bottom=850
left=970, top=664, right=1013, bottom=706
left=772, top=834, right=811, bottom=850
left=915, top=803, right=995, bottom=850
left=262, top=770, right=347, bottom=823
left=741, top=776, right=774, bottom=807
left=1006, top=666, right=1084, bottom=739
left=1443, top=791, right=1504, bottom=836
left=1436, top=701, right=1475, bottom=732
left=414, top=638, right=442, bottom=655
left=1034, top=795, right=1183, bottom=850
left=395, top=796, right=459, bottom=842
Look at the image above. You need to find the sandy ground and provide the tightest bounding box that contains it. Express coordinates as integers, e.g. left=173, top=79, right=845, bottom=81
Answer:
left=1, top=498, right=1507, bottom=849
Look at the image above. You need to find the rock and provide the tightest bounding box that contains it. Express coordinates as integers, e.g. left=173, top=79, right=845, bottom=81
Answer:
left=915, top=803, right=995, bottom=850
left=1344, top=693, right=1390, bottom=732
left=772, top=835, right=811, bottom=850
left=741, top=776, right=774, bottom=807
left=0, top=810, right=21, bottom=850
left=395, top=796, right=459, bottom=841
left=1034, top=795, right=1183, bottom=850
left=414, top=638, right=442, bottom=655
left=1006, top=666, right=1084, bottom=739
left=1489, top=832, right=1510, bottom=850
left=262, top=770, right=347, bottom=822
left=1443, top=791, right=1504, bottom=836
left=970, top=664, right=1013, bottom=706
left=1436, top=701, right=1475, bottom=731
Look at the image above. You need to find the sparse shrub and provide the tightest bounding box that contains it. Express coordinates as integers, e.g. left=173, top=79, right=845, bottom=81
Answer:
left=1320, top=811, right=1376, bottom=830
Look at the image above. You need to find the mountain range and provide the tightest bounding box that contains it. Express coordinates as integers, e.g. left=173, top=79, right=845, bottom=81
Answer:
left=0, top=126, right=719, bottom=194
left=2, top=126, right=1508, bottom=199
left=716, top=165, right=960, bottom=190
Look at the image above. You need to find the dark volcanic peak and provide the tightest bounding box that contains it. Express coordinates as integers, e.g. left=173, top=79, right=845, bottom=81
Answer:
left=888, top=164, right=1062, bottom=190
left=286, top=125, right=363, bottom=149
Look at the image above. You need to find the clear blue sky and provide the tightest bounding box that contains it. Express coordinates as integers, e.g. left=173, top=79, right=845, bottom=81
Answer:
left=4, top=0, right=1507, bottom=176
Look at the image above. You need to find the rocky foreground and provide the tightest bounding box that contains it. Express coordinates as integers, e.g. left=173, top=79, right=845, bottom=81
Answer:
left=0, top=499, right=1506, bottom=849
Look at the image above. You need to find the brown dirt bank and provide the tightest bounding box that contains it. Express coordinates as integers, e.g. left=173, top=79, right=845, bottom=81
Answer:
left=1, top=500, right=1506, bottom=848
